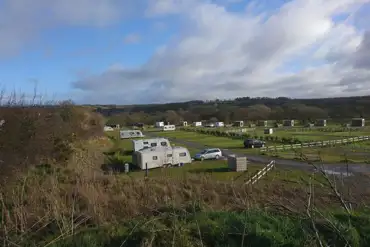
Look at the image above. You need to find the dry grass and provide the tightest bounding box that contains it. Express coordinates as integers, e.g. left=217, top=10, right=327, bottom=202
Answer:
left=1, top=92, right=370, bottom=246
left=2, top=136, right=370, bottom=246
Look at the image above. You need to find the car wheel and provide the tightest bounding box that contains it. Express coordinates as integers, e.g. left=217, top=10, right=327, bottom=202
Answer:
left=215, top=155, right=220, bottom=160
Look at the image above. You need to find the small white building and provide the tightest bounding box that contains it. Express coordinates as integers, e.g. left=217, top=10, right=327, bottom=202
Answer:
left=233, top=121, right=244, bottom=127
left=192, top=121, right=202, bottom=127
left=155, top=121, right=165, bottom=128
left=351, top=118, right=365, bottom=127
left=132, top=138, right=171, bottom=152
left=120, top=130, right=144, bottom=139
left=132, top=146, right=192, bottom=169
left=162, top=125, right=176, bottom=131
left=283, top=120, right=295, bottom=127
left=315, top=119, right=327, bottom=127
left=264, top=128, right=273, bottom=134
left=215, top=122, right=224, bottom=127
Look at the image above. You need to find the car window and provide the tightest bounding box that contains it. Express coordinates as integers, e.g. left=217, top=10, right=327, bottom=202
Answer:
left=200, top=150, right=207, bottom=154
left=167, top=154, right=172, bottom=157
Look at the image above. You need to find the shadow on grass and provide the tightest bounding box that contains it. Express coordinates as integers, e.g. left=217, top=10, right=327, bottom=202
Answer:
left=188, top=167, right=230, bottom=173
left=101, top=154, right=139, bottom=173
left=103, top=150, right=133, bottom=156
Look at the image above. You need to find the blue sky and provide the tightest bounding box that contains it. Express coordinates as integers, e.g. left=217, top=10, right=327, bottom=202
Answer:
left=0, top=0, right=369, bottom=104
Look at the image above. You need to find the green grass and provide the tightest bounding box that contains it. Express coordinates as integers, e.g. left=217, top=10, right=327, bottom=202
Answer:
left=147, top=130, right=370, bottom=162
left=266, top=145, right=370, bottom=164
left=33, top=209, right=370, bottom=247
left=103, top=134, right=326, bottom=186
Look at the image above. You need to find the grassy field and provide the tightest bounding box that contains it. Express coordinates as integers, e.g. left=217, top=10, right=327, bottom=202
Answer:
left=3, top=131, right=370, bottom=246
left=104, top=131, right=330, bottom=187
left=142, top=129, right=370, bottom=163
left=265, top=142, right=370, bottom=163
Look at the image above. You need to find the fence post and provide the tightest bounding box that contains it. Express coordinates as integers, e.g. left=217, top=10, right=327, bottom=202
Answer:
left=145, top=162, right=148, bottom=177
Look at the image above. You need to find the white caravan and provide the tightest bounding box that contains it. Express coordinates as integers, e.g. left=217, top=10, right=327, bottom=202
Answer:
left=104, top=126, right=114, bottom=131
left=155, top=121, right=164, bottom=128
left=132, top=138, right=171, bottom=152
left=120, top=130, right=144, bottom=139
left=192, top=121, right=202, bottom=127
left=132, top=146, right=192, bottom=169
left=162, top=125, right=176, bottom=131
left=215, top=122, right=224, bottom=127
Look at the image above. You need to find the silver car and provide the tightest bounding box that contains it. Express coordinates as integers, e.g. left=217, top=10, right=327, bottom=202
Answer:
left=194, top=148, right=222, bottom=161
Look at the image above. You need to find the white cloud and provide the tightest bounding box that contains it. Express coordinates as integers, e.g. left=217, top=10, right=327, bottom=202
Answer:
left=72, top=0, right=370, bottom=104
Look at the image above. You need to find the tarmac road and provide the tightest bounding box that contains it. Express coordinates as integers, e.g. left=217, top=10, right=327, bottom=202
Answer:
left=144, top=132, right=370, bottom=174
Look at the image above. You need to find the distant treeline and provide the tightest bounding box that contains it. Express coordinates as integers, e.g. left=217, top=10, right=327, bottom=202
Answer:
left=92, top=96, right=370, bottom=126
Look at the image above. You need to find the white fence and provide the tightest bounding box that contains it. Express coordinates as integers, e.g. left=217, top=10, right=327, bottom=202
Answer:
left=246, top=161, right=275, bottom=185
left=260, top=136, right=370, bottom=152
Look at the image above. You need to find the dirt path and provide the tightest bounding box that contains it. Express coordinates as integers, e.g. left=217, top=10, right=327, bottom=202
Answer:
left=144, top=132, right=370, bottom=174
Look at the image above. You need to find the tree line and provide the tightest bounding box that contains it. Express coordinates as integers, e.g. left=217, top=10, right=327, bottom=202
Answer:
left=94, top=96, right=370, bottom=126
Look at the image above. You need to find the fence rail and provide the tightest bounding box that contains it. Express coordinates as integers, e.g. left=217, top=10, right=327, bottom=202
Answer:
left=260, top=136, right=370, bottom=152
left=246, top=161, right=275, bottom=185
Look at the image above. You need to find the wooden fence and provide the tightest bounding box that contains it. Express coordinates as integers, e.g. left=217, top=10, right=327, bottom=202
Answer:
left=246, top=161, right=275, bottom=185
left=260, top=136, right=370, bottom=152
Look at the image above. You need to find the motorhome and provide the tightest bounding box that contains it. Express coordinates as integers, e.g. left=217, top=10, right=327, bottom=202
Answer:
left=120, top=130, right=144, bottom=139
left=162, top=125, right=176, bottom=131
left=132, top=146, right=192, bottom=169
left=132, top=138, right=171, bottom=152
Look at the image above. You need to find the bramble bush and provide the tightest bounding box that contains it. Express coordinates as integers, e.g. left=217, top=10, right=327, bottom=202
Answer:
left=0, top=99, right=104, bottom=182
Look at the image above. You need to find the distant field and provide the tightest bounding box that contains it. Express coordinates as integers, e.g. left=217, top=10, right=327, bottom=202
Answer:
left=266, top=141, right=370, bottom=164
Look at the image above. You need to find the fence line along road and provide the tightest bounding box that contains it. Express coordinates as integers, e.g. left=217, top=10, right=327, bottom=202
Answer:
left=260, top=136, right=370, bottom=152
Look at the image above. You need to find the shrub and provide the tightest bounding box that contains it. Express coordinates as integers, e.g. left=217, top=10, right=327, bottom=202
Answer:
left=0, top=104, right=104, bottom=182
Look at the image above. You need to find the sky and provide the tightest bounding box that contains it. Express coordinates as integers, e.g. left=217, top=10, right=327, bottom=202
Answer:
left=0, top=0, right=370, bottom=104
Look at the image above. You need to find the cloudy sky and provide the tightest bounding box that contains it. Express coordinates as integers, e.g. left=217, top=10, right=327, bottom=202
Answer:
left=0, top=0, right=370, bottom=104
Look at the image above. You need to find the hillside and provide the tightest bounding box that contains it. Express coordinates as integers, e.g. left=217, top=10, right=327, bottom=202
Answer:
left=93, top=95, right=370, bottom=126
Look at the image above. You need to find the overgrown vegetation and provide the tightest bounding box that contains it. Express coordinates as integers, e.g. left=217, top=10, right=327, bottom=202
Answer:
left=97, top=96, right=370, bottom=126
left=2, top=93, right=370, bottom=246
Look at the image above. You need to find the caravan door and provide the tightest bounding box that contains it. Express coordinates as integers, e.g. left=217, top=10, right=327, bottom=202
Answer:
left=163, top=149, right=173, bottom=165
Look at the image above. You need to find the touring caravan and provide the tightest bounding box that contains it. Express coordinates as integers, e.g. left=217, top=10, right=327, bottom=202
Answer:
left=162, top=125, right=176, bottom=131
left=192, top=121, right=202, bottom=127
left=132, top=138, right=171, bottom=152
left=155, top=121, right=164, bottom=128
left=104, top=126, right=114, bottom=131
left=120, top=130, right=144, bottom=139
left=132, top=146, right=192, bottom=169
left=215, top=122, right=224, bottom=127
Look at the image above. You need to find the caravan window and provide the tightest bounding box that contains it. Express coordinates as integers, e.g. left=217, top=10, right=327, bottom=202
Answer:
left=130, top=132, right=135, bottom=135
left=153, top=156, right=158, bottom=160
left=179, top=152, right=187, bottom=157
left=160, top=141, right=168, bottom=146
left=167, top=154, right=172, bottom=157
left=151, top=143, right=157, bottom=147
left=143, top=142, right=149, bottom=144
left=136, top=132, right=141, bottom=135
